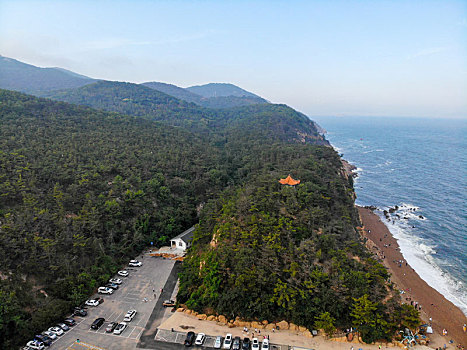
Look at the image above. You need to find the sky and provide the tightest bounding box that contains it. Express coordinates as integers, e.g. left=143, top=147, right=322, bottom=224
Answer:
left=0, top=0, right=466, bottom=118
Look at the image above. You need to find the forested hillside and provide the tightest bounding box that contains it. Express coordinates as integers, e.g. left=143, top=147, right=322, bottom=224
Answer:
left=0, top=90, right=225, bottom=348
left=178, top=146, right=419, bottom=343
left=40, top=80, right=326, bottom=145
left=0, top=85, right=414, bottom=348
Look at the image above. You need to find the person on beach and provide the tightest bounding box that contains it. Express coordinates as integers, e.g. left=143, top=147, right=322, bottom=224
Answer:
left=463, top=323, right=466, bottom=333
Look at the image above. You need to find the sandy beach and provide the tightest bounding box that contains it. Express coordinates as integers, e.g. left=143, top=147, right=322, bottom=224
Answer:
left=358, top=207, right=467, bottom=349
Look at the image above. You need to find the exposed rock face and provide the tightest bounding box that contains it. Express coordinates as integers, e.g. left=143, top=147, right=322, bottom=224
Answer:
left=207, top=315, right=216, bottom=321
left=265, top=323, right=277, bottom=330
left=276, top=320, right=289, bottom=330
left=218, top=315, right=227, bottom=324
left=177, top=307, right=185, bottom=312
left=197, top=314, right=207, bottom=320
left=289, top=323, right=299, bottom=331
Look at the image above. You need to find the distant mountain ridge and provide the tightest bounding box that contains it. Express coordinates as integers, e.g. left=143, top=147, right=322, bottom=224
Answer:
left=0, top=55, right=94, bottom=93
left=143, top=81, right=268, bottom=109
left=187, top=82, right=262, bottom=98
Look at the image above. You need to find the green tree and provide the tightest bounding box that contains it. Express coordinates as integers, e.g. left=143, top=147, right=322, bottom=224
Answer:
left=314, top=311, right=336, bottom=337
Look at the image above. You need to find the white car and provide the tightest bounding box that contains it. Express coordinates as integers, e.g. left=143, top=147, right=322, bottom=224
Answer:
left=113, top=322, right=127, bottom=335
left=42, top=330, right=57, bottom=340
left=195, top=332, right=206, bottom=345
left=214, top=335, right=223, bottom=349
left=48, top=326, right=63, bottom=336
left=123, top=309, right=137, bottom=322
left=252, top=338, right=260, bottom=350
left=261, top=338, right=269, bottom=350
left=98, top=286, right=114, bottom=294
left=26, top=340, right=45, bottom=350
left=129, top=260, right=142, bottom=267
left=85, top=299, right=100, bottom=307
left=223, top=333, right=233, bottom=349
left=117, top=270, right=129, bottom=277
left=109, top=278, right=122, bottom=284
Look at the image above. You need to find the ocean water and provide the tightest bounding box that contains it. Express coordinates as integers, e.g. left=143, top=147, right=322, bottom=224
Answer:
left=314, top=116, right=467, bottom=316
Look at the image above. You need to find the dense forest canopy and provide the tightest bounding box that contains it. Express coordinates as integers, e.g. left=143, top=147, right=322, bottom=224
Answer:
left=0, top=84, right=416, bottom=349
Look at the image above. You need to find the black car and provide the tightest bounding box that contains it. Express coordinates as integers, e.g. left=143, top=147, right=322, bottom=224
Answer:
left=232, top=336, right=241, bottom=350
left=91, top=317, right=105, bottom=330
left=34, top=334, right=53, bottom=346
left=73, top=308, right=88, bottom=317
left=63, top=318, right=76, bottom=327
left=105, top=283, right=119, bottom=290
left=184, top=331, right=195, bottom=346
left=242, top=337, right=251, bottom=350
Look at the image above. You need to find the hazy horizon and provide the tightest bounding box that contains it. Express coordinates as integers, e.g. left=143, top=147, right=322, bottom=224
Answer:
left=1, top=0, right=466, bottom=118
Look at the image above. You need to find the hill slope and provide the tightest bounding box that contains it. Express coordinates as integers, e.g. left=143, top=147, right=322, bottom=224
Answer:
left=0, top=55, right=94, bottom=93
left=41, top=80, right=327, bottom=145
left=142, top=81, right=203, bottom=104
left=143, top=81, right=269, bottom=109
left=187, top=82, right=262, bottom=98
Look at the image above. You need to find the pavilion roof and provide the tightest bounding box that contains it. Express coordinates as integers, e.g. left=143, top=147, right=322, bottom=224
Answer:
left=279, top=175, right=300, bottom=186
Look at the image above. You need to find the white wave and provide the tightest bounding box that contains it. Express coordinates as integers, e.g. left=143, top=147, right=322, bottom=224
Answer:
left=356, top=167, right=363, bottom=173
left=376, top=211, right=467, bottom=316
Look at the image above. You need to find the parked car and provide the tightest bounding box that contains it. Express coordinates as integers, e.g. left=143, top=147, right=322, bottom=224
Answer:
left=251, top=338, right=260, bottom=350
left=117, top=270, right=129, bottom=277
left=41, top=331, right=57, bottom=341
left=63, top=318, right=76, bottom=327
left=214, top=335, right=223, bottom=348
left=33, top=334, right=52, bottom=346
left=242, top=337, right=251, bottom=350
left=162, top=299, right=175, bottom=307
left=232, top=336, right=241, bottom=350
left=223, top=333, right=233, bottom=349
left=113, top=322, right=127, bottom=335
left=91, top=317, right=105, bottom=330
left=57, top=323, right=69, bottom=331
left=195, top=332, right=206, bottom=345
left=105, top=282, right=119, bottom=290
left=85, top=299, right=100, bottom=307
left=26, top=341, right=44, bottom=350
left=98, top=286, right=114, bottom=295
left=184, top=331, right=195, bottom=346
left=73, top=308, right=88, bottom=316
left=129, top=259, right=142, bottom=267
left=105, top=322, right=118, bottom=333
left=123, top=309, right=137, bottom=322
left=109, top=277, right=122, bottom=284
left=47, top=326, right=63, bottom=336
left=261, top=339, right=269, bottom=350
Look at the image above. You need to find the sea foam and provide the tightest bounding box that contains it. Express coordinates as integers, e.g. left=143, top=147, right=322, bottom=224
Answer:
left=376, top=208, right=467, bottom=316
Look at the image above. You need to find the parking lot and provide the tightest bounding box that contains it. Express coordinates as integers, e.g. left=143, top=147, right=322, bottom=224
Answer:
left=153, top=329, right=289, bottom=350
left=40, top=252, right=177, bottom=350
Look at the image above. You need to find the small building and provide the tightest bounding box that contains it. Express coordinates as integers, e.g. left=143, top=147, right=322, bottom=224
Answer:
left=170, top=226, right=195, bottom=251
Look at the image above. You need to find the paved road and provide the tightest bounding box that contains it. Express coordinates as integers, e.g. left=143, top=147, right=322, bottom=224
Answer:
left=138, top=261, right=181, bottom=349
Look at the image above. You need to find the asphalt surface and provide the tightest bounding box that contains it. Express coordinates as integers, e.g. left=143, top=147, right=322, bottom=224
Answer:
left=34, top=252, right=177, bottom=350
left=138, top=261, right=181, bottom=349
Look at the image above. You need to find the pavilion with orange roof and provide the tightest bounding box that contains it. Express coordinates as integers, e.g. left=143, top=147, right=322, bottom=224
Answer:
left=279, top=174, right=300, bottom=186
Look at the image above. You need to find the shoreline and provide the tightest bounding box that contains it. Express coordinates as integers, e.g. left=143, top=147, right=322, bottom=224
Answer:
left=358, top=206, right=467, bottom=348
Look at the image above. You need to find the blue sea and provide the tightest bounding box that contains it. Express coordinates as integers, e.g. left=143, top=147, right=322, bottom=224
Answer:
left=314, top=116, right=467, bottom=316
